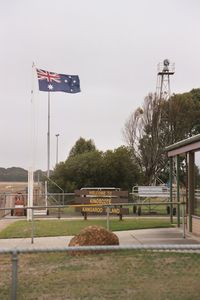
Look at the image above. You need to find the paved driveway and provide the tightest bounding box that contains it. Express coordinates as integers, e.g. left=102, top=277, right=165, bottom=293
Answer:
left=117, top=227, right=200, bottom=245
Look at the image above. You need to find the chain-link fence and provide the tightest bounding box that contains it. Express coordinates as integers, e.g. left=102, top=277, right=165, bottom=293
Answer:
left=0, top=190, right=183, bottom=219
left=0, top=201, right=186, bottom=244
left=1, top=244, right=200, bottom=300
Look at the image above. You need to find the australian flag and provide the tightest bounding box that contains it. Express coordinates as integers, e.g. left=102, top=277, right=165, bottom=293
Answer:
left=36, top=68, right=80, bottom=93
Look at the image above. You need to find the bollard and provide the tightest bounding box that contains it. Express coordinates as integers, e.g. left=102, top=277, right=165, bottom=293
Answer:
left=11, top=250, right=18, bottom=300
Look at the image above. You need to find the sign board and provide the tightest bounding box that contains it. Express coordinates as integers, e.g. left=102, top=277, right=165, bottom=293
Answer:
left=75, top=189, right=128, bottom=197
left=75, top=206, right=129, bottom=215
left=73, top=197, right=123, bottom=205
left=74, top=188, right=129, bottom=218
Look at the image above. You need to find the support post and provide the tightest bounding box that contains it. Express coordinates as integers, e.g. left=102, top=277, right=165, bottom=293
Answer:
left=182, top=202, right=186, bottom=239
left=58, top=206, right=61, bottom=219
left=188, top=152, right=195, bottom=232
left=47, top=92, right=50, bottom=178
left=106, top=206, right=110, bottom=231
left=169, top=157, right=173, bottom=223
left=119, top=205, right=123, bottom=221
left=11, top=250, right=18, bottom=300
left=176, top=155, right=180, bottom=227
left=45, top=181, right=48, bottom=214
left=62, top=193, right=65, bottom=206
left=84, top=212, right=87, bottom=220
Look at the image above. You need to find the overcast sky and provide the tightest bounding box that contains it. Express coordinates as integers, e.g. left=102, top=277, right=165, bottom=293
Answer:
left=1, top=0, right=200, bottom=171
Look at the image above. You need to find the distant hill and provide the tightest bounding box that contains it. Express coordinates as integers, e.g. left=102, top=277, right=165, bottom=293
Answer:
left=0, top=168, right=46, bottom=182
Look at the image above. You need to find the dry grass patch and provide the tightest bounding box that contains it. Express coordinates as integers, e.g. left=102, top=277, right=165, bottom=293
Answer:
left=1, top=251, right=200, bottom=299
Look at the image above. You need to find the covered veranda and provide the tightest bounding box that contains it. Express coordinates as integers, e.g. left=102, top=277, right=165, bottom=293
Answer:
left=166, top=133, right=200, bottom=236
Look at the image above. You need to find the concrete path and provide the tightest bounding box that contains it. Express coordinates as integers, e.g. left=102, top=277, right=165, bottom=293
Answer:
left=0, top=228, right=200, bottom=251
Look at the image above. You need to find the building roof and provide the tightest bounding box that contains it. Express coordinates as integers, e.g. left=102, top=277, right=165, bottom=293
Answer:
left=165, top=134, right=200, bottom=157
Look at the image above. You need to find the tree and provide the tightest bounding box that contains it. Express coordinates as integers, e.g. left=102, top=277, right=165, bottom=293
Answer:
left=51, top=138, right=103, bottom=192
left=68, top=137, right=96, bottom=157
left=49, top=162, right=68, bottom=191
left=124, top=93, right=164, bottom=184
left=163, top=91, right=200, bottom=143
left=124, top=89, right=200, bottom=184
left=64, top=150, right=104, bottom=190
left=51, top=139, right=141, bottom=192
left=102, top=146, right=142, bottom=189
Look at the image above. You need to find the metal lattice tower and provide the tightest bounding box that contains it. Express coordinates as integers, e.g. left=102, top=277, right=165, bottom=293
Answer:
left=156, top=59, right=175, bottom=100
left=155, top=59, right=175, bottom=185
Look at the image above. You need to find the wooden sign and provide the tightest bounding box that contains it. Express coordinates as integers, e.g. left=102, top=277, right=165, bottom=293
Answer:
left=75, top=189, right=128, bottom=197
left=73, top=197, right=125, bottom=205
left=74, top=188, right=129, bottom=220
left=75, top=206, right=129, bottom=215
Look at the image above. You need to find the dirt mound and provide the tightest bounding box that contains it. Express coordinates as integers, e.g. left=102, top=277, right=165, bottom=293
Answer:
left=68, top=225, right=119, bottom=255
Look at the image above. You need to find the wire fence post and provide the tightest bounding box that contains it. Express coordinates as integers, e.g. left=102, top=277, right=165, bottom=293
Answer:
left=11, top=250, right=18, bottom=300
left=58, top=206, right=61, bottom=219
left=62, top=192, right=65, bottom=206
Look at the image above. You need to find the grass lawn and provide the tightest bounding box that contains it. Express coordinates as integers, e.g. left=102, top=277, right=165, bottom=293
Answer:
left=1, top=250, right=200, bottom=300
left=0, top=218, right=173, bottom=238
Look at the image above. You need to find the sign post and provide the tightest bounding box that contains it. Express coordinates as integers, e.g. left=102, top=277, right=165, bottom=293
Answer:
left=106, top=206, right=110, bottom=230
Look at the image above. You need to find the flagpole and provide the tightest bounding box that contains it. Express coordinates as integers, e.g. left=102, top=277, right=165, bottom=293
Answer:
left=27, top=62, right=36, bottom=221
left=35, top=69, right=80, bottom=179
left=45, top=91, right=50, bottom=208
left=47, top=91, right=50, bottom=178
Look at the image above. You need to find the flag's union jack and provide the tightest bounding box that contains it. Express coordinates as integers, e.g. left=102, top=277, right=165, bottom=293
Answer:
left=36, top=69, right=61, bottom=83
left=36, top=68, right=80, bottom=93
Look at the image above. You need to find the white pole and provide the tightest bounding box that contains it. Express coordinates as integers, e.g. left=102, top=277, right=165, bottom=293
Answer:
left=27, top=170, right=30, bottom=220
left=47, top=92, right=50, bottom=178
left=55, top=134, right=59, bottom=165
left=27, top=168, right=33, bottom=221
left=45, top=180, right=48, bottom=213
left=27, top=62, right=36, bottom=221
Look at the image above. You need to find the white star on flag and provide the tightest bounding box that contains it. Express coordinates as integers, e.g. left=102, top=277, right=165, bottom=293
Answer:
left=48, top=84, right=54, bottom=90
